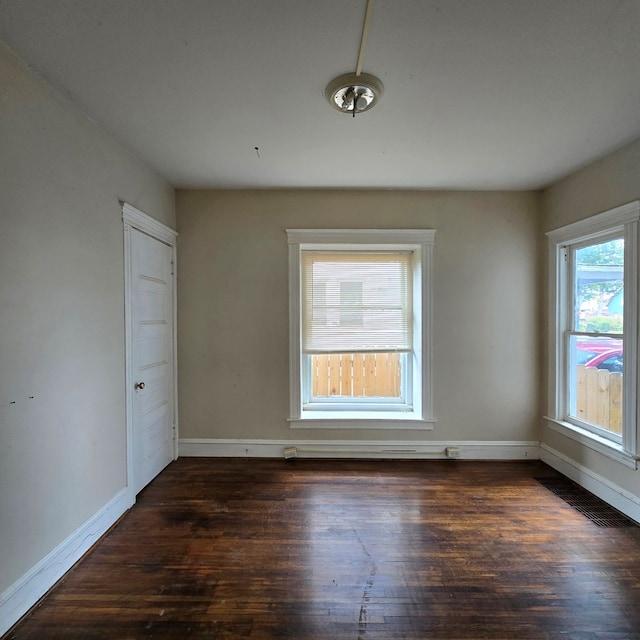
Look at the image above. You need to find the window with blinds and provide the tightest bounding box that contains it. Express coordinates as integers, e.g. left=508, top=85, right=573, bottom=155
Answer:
left=301, top=251, right=412, bottom=354
left=287, top=228, right=435, bottom=424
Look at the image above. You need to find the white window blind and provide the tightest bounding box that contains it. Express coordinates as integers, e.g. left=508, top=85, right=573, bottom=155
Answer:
left=301, top=251, right=412, bottom=353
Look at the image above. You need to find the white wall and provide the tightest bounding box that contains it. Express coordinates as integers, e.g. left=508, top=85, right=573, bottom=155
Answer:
left=176, top=189, right=541, bottom=452
left=0, top=38, right=174, bottom=614
left=541, top=137, right=640, bottom=511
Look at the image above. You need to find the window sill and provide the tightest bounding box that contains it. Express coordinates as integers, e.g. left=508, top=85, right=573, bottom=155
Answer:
left=289, top=412, right=435, bottom=430
left=544, top=417, right=638, bottom=469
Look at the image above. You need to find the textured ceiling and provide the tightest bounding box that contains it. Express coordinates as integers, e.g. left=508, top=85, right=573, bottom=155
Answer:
left=1, top=0, right=639, bottom=190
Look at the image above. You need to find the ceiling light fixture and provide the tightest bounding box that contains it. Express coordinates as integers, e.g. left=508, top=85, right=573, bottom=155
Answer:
left=325, top=0, right=383, bottom=117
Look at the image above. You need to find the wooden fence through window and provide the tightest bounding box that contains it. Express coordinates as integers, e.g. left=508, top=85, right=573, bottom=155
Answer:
left=575, top=365, right=622, bottom=434
left=312, top=358, right=622, bottom=435
left=311, top=353, right=402, bottom=398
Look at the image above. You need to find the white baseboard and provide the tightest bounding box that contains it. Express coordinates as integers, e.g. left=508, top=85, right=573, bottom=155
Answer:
left=540, top=443, right=640, bottom=524
left=179, top=438, right=540, bottom=460
left=0, top=487, right=133, bottom=637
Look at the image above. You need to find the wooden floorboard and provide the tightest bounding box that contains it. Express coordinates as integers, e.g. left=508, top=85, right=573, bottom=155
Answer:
left=5, top=458, right=640, bottom=640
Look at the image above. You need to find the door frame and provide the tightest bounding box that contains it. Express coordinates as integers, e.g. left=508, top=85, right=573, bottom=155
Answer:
left=122, top=202, right=178, bottom=503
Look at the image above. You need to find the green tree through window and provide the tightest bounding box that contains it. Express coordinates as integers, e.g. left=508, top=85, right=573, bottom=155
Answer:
left=575, top=239, right=623, bottom=332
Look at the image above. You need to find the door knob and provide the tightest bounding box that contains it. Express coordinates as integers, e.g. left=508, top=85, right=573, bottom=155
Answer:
left=135, top=382, right=146, bottom=390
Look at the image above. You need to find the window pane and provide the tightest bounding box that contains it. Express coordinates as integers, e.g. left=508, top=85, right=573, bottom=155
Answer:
left=311, top=352, right=402, bottom=398
left=568, top=335, right=623, bottom=435
left=569, top=237, right=624, bottom=436
left=574, top=239, right=624, bottom=333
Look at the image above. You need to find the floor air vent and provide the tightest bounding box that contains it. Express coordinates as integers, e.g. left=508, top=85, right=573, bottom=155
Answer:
left=535, top=476, right=638, bottom=528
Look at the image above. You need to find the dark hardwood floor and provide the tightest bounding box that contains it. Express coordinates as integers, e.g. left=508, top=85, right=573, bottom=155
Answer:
left=5, top=458, right=640, bottom=640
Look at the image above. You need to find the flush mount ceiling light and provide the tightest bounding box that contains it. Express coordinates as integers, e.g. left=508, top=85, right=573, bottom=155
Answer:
left=325, top=72, right=384, bottom=116
left=325, top=0, right=383, bottom=117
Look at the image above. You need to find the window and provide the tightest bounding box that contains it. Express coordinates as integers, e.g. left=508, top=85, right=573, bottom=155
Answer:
left=287, top=229, right=435, bottom=428
left=547, top=201, right=639, bottom=465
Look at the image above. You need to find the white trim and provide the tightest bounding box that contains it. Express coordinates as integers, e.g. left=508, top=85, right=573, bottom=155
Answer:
left=546, top=200, right=640, bottom=243
left=540, top=443, right=640, bottom=524
left=0, top=489, right=131, bottom=637
left=546, top=239, right=562, bottom=419
left=624, top=217, right=638, bottom=454
left=287, top=228, right=436, bottom=245
left=544, top=417, right=638, bottom=469
left=179, top=438, right=539, bottom=460
left=122, top=201, right=177, bottom=245
left=288, top=416, right=434, bottom=429
left=122, top=202, right=179, bottom=504
left=123, top=221, right=134, bottom=503
left=286, top=228, right=436, bottom=426
left=172, top=242, right=179, bottom=463
left=546, top=200, right=640, bottom=458
left=288, top=240, right=301, bottom=421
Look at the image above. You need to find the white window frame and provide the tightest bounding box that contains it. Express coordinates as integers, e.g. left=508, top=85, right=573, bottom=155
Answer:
left=287, top=229, right=435, bottom=430
left=546, top=201, right=640, bottom=468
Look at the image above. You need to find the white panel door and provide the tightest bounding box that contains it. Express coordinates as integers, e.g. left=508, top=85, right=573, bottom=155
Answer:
left=131, top=228, right=174, bottom=495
